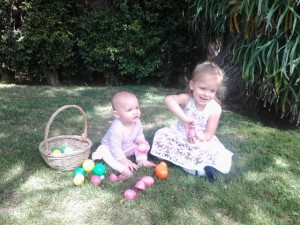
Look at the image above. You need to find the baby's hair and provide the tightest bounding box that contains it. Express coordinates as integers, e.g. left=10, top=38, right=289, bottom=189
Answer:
left=187, top=61, right=226, bottom=102
left=111, top=90, right=136, bottom=110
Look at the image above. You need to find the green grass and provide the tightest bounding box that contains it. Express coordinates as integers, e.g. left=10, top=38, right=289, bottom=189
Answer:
left=0, top=84, right=299, bottom=225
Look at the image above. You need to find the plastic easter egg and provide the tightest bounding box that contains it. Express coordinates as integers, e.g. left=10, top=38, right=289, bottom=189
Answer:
left=159, top=161, right=168, bottom=168
left=124, top=189, right=137, bottom=200
left=155, top=169, right=168, bottom=179
left=90, top=175, right=102, bottom=185
left=100, top=175, right=105, bottom=180
left=137, top=143, right=149, bottom=152
left=73, top=173, right=85, bottom=186
left=140, top=176, right=155, bottom=186
left=64, top=146, right=73, bottom=154
left=155, top=162, right=168, bottom=179
left=52, top=149, right=61, bottom=155
left=59, top=146, right=65, bottom=153
left=109, top=173, right=119, bottom=182
left=188, top=128, right=196, bottom=138
left=74, top=167, right=85, bottom=176
left=134, top=180, right=146, bottom=191
left=93, top=163, right=106, bottom=176
left=82, top=159, right=95, bottom=172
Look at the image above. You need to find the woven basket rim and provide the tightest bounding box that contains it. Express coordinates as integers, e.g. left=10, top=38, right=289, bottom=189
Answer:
left=39, top=135, right=92, bottom=157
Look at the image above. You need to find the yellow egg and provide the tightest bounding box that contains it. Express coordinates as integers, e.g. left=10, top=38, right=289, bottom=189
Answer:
left=82, top=159, right=95, bottom=172
left=52, top=149, right=62, bottom=155
left=73, top=173, right=85, bottom=186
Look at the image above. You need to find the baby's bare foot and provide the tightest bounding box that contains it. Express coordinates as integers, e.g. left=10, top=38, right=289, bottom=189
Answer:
left=118, top=169, right=133, bottom=181
left=137, top=160, right=156, bottom=168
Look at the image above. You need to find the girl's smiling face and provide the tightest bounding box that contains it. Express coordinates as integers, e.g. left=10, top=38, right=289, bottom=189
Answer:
left=189, top=73, right=220, bottom=110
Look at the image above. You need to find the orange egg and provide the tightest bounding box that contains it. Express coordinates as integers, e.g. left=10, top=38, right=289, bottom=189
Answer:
left=159, top=162, right=168, bottom=168
left=155, top=162, right=168, bottom=179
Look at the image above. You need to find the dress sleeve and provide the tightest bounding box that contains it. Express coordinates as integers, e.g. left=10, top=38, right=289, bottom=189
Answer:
left=109, top=120, right=127, bottom=160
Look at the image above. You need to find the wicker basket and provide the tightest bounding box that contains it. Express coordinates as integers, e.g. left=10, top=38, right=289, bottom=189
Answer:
left=39, top=105, right=93, bottom=171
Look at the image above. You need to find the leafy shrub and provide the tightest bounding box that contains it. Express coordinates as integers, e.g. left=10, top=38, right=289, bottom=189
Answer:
left=1, top=0, right=200, bottom=85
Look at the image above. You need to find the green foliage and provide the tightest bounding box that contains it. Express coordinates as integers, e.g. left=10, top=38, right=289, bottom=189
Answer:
left=1, top=0, right=198, bottom=85
left=74, top=0, right=195, bottom=85
left=19, top=1, right=76, bottom=79
left=190, top=0, right=300, bottom=125
left=0, top=0, right=29, bottom=76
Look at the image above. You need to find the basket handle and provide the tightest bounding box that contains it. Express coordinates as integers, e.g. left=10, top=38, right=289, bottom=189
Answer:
left=44, top=105, right=88, bottom=153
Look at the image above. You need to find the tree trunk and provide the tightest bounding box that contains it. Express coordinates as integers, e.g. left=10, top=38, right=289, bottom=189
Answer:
left=0, top=68, right=12, bottom=83
left=46, top=70, right=61, bottom=86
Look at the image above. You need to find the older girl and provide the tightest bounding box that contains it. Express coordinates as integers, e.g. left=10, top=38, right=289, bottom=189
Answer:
left=151, top=62, right=233, bottom=180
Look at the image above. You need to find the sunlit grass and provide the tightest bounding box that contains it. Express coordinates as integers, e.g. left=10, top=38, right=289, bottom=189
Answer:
left=0, top=84, right=299, bottom=225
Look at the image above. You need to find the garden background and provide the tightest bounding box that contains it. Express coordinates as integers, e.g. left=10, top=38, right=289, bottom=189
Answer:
left=1, top=1, right=299, bottom=224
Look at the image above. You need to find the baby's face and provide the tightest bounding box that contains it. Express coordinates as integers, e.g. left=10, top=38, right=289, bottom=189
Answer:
left=115, top=96, right=141, bottom=125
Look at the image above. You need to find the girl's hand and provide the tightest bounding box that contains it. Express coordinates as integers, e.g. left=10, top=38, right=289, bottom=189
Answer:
left=187, top=127, right=197, bottom=144
left=119, top=158, right=138, bottom=171
left=182, top=117, right=197, bottom=143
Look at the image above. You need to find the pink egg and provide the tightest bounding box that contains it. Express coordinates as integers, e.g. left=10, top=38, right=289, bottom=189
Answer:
left=124, top=189, right=137, bottom=200
left=137, top=143, right=149, bottom=152
left=188, top=128, right=195, bottom=138
left=134, top=180, right=146, bottom=191
left=109, top=173, right=119, bottom=182
left=140, top=176, right=155, bottom=186
left=90, top=175, right=102, bottom=186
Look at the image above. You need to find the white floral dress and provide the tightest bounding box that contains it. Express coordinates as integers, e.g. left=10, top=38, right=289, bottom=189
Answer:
left=150, top=98, right=233, bottom=175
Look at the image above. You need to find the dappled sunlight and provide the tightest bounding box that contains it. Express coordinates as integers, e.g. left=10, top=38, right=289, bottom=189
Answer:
left=4, top=163, right=25, bottom=184
left=274, top=157, right=289, bottom=168
left=249, top=204, right=274, bottom=224
left=21, top=175, right=68, bottom=191
left=0, top=131, right=8, bottom=140
left=140, top=92, right=165, bottom=104
left=93, top=105, right=112, bottom=118
left=244, top=171, right=263, bottom=183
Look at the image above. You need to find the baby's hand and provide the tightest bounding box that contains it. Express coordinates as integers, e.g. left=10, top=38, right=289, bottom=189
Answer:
left=119, top=158, right=138, bottom=171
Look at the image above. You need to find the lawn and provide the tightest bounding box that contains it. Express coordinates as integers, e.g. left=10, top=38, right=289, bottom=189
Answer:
left=0, top=84, right=299, bottom=225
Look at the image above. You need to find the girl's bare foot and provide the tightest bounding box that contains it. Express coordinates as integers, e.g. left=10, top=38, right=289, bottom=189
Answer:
left=118, top=169, right=133, bottom=181
left=137, top=159, right=156, bottom=167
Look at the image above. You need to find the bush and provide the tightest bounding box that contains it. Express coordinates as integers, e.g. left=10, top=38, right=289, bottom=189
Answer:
left=1, top=0, right=201, bottom=85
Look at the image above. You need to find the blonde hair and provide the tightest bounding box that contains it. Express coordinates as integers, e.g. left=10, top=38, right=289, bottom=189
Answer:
left=187, top=61, right=226, bottom=102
